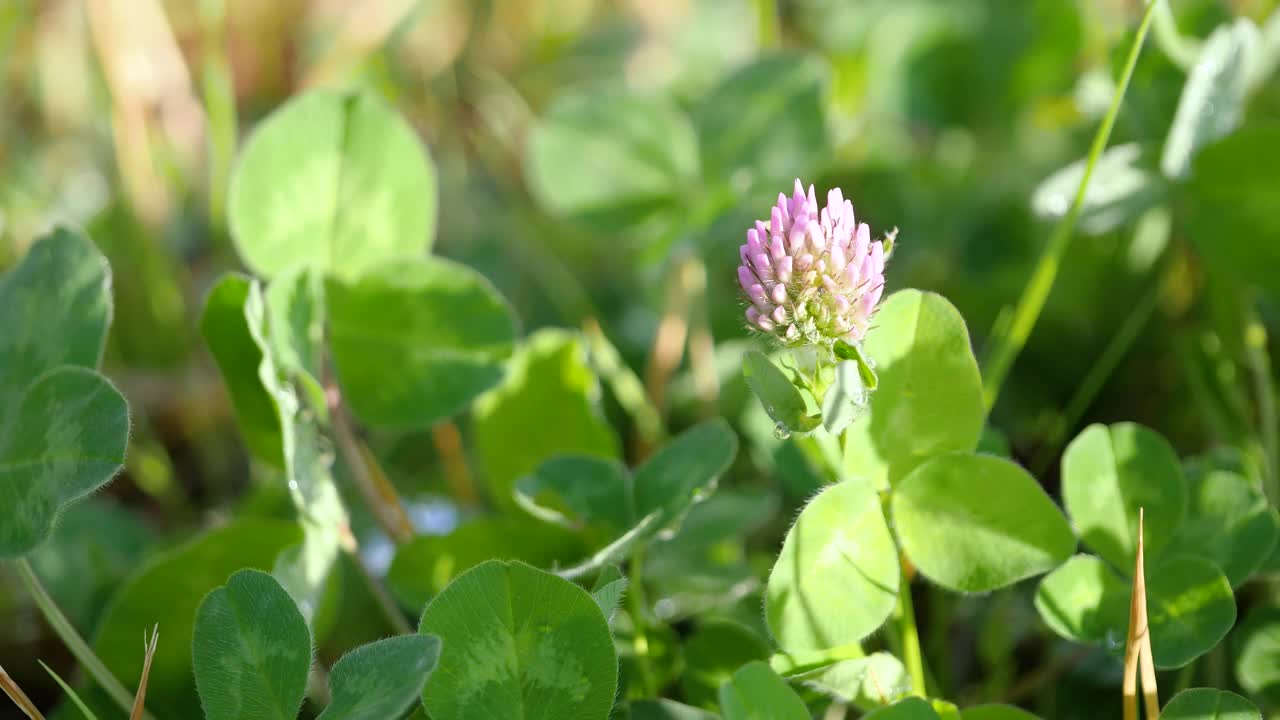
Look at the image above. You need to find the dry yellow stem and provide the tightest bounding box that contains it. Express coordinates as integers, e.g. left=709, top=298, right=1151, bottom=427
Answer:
left=0, top=664, right=45, bottom=720
left=130, top=625, right=160, bottom=720
left=1123, top=508, right=1159, bottom=720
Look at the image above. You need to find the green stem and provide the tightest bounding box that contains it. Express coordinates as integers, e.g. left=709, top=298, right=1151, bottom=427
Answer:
left=754, top=0, right=780, bottom=49
left=1032, top=272, right=1162, bottom=476
left=1244, top=309, right=1280, bottom=504
left=628, top=549, right=657, bottom=697
left=897, top=568, right=926, bottom=697
left=343, top=547, right=413, bottom=635
left=14, top=559, right=152, bottom=720
left=981, top=0, right=1161, bottom=411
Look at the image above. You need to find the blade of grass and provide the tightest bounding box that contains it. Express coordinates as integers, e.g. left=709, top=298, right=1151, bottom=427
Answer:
left=1244, top=311, right=1279, bottom=504
left=130, top=626, right=159, bottom=720
left=0, top=664, right=45, bottom=720
left=13, top=560, right=150, bottom=720
left=38, top=661, right=98, bottom=720
left=982, top=0, right=1163, bottom=411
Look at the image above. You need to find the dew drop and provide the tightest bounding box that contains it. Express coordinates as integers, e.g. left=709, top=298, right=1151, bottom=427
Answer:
left=774, top=422, right=791, bottom=440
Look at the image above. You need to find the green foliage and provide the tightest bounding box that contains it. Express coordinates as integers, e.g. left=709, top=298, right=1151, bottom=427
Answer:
left=473, top=329, right=619, bottom=512
left=417, top=560, right=617, bottom=720
left=326, top=257, right=518, bottom=426
left=92, top=519, right=303, bottom=718
left=192, top=570, right=312, bottom=720
left=1165, top=463, right=1279, bottom=587
left=1062, top=422, right=1187, bottom=570
left=694, top=55, right=826, bottom=191
left=742, top=350, right=820, bottom=435
left=229, top=90, right=436, bottom=279
left=1159, top=689, right=1261, bottom=719
left=794, top=652, right=911, bottom=710
left=1233, top=606, right=1280, bottom=708
left=0, top=227, right=128, bottom=558
left=6, top=4, right=1280, bottom=719
left=766, top=479, right=898, bottom=653
left=892, top=453, right=1074, bottom=593
left=526, top=88, right=699, bottom=226
left=316, top=635, right=440, bottom=720
left=387, top=517, right=583, bottom=610
left=201, top=274, right=285, bottom=466
left=863, top=697, right=942, bottom=719
left=717, top=661, right=809, bottom=720
left=842, top=290, right=985, bottom=488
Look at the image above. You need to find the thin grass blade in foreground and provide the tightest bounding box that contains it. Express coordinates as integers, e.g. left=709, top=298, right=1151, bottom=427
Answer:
left=0, top=665, right=44, bottom=720
left=39, top=661, right=99, bottom=720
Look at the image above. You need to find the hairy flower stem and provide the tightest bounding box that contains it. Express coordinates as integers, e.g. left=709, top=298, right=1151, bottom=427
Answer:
left=13, top=559, right=155, bottom=720
left=981, top=0, right=1161, bottom=411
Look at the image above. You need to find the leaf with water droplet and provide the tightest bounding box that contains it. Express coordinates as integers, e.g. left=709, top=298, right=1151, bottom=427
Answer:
left=744, top=350, right=821, bottom=435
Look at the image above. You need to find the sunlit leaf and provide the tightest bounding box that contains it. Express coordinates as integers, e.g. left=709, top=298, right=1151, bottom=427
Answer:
left=229, top=90, right=436, bottom=278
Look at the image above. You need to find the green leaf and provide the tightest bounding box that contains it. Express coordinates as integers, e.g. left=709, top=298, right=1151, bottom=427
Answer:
left=1232, top=606, right=1280, bottom=708
left=546, top=420, right=738, bottom=580
left=1035, top=553, right=1236, bottom=668
left=193, top=569, right=312, bottom=720
left=842, top=290, right=985, bottom=489
left=766, top=479, right=899, bottom=653
left=718, top=661, right=809, bottom=720
left=962, top=705, right=1042, bottom=719
left=316, top=634, right=441, bottom=720
left=264, top=266, right=324, bottom=388
left=202, top=271, right=347, bottom=623
left=694, top=54, right=826, bottom=188
left=1147, top=556, right=1236, bottom=668
left=525, top=87, right=699, bottom=225
left=417, top=559, right=617, bottom=720
left=632, top=418, right=738, bottom=526
left=91, top=519, right=303, bottom=717
left=822, top=358, right=874, bottom=436
left=892, top=453, right=1075, bottom=593
left=864, top=697, right=942, bottom=719
left=1061, top=423, right=1187, bottom=571
left=228, top=89, right=436, bottom=279
left=0, top=226, right=111, bottom=411
left=795, top=652, right=910, bottom=710
left=201, top=274, right=285, bottom=466
left=588, top=566, right=628, bottom=622
left=514, top=455, right=632, bottom=531
left=743, top=350, right=820, bottom=435
left=628, top=699, right=718, bottom=720
left=387, top=516, right=584, bottom=611
left=0, top=367, right=129, bottom=558
left=680, top=620, right=770, bottom=708
left=27, top=497, right=155, bottom=630
left=1161, top=20, right=1260, bottom=179
left=1159, top=689, right=1260, bottom=719
left=1165, top=465, right=1279, bottom=587
left=1185, top=124, right=1280, bottom=299
left=474, top=329, right=619, bottom=513
left=1034, top=554, right=1129, bottom=648
left=326, top=257, right=517, bottom=427
left=1031, top=143, right=1166, bottom=235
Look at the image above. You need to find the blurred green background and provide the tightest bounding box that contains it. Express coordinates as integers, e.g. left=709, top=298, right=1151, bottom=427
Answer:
left=2, top=0, right=1279, bottom=716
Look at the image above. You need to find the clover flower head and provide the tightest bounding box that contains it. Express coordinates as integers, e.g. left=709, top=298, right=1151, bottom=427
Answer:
left=738, top=179, right=888, bottom=347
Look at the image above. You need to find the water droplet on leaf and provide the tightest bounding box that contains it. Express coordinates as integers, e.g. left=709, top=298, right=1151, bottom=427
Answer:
left=774, top=422, right=791, bottom=440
